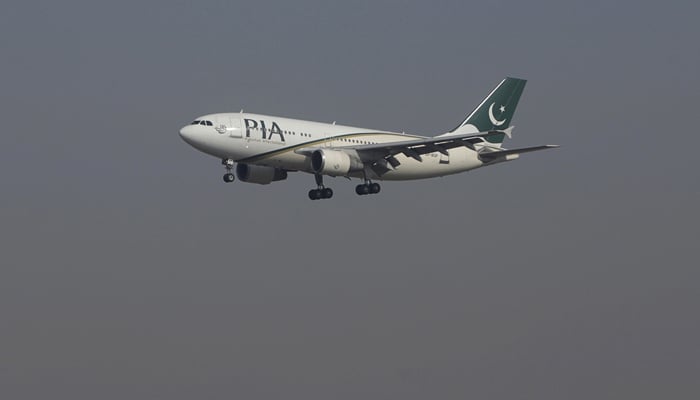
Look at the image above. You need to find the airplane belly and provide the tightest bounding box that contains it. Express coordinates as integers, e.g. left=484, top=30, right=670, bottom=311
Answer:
left=266, top=152, right=309, bottom=171
left=237, top=140, right=311, bottom=171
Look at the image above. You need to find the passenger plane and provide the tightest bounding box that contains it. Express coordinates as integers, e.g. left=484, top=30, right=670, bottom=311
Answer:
left=179, top=77, right=558, bottom=200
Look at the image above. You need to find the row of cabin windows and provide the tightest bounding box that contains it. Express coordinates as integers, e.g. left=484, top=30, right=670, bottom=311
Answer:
left=248, top=126, right=307, bottom=137
left=191, top=120, right=213, bottom=126
left=190, top=121, right=376, bottom=144
left=340, top=138, right=375, bottom=144
left=238, top=125, right=377, bottom=144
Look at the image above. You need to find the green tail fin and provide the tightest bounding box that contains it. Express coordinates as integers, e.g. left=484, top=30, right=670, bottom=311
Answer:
left=446, top=77, right=527, bottom=143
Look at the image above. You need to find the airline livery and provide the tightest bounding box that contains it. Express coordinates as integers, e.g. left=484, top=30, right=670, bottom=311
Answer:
left=179, top=77, right=558, bottom=200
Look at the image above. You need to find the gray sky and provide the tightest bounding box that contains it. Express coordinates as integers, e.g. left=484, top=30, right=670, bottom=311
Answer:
left=1, top=0, right=698, bottom=399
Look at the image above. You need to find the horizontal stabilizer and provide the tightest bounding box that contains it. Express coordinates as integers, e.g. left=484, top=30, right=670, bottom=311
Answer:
left=478, top=145, right=559, bottom=162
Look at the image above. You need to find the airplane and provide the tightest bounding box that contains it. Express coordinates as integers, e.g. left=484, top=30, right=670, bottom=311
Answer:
left=179, top=77, right=558, bottom=200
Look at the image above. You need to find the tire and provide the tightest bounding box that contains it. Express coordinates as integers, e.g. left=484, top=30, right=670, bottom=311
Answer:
left=322, top=188, right=333, bottom=199
left=308, top=189, right=320, bottom=200
left=370, top=183, right=381, bottom=194
left=356, top=184, right=370, bottom=195
left=223, top=173, right=234, bottom=183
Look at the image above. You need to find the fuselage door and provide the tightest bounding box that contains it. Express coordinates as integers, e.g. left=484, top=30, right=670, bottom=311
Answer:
left=323, top=122, right=334, bottom=147
left=216, top=115, right=242, bottom=138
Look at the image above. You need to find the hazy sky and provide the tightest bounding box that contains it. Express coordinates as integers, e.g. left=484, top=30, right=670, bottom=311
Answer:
left=1, top=1, right=698, bottom=399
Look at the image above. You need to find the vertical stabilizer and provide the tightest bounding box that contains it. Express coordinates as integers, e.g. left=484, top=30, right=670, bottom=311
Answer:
left=440, top=77, right=526, bottom=144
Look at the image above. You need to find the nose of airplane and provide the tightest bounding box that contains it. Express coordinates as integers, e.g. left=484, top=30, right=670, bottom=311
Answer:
left=179, top=125, right=196, bottom=144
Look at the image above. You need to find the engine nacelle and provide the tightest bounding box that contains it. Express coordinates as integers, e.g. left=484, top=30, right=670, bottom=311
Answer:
left=235, top=164, right=287, bottom=185
left=310, top=149, right=363, bottom=176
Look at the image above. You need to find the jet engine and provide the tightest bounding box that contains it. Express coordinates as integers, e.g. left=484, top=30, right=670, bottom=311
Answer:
left=310, top=149, right=363, bottom=176
left=235, top=164, right=288, bottom=185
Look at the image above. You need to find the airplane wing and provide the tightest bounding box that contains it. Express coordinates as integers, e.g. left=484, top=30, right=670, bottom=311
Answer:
left=297, top=129, right=512, bottom=161
left=296, top=127, right=558, bottom=176
left=351, top=129, right=512, bottom=162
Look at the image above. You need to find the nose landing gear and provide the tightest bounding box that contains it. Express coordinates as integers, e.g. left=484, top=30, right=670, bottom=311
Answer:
left=222, top=158, right=235, bottom=183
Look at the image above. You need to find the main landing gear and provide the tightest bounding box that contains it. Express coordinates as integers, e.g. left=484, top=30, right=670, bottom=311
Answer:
left=355, top=181, right=381, bottom=196
left=306, top=172, right=381, bottom=200
left=308, top=174, right=333, bottom=200
left=356, top=167, right=380, bottom=196
left=222, top=158, right=235, bottom=183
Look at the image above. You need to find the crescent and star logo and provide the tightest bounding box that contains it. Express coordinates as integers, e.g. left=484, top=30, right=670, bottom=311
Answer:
left=488, top=103, right=507, bottom=126
left=215, top=124, right=227, bottom=134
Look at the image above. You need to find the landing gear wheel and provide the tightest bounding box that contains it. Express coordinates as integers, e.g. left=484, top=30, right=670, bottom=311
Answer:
left=308, top=174, right=333, bottom=200
left=222, top=159, right=235, bottom=183
left=369, top=183, right=381, bottom=194
left=308, top=189, right=321, bottom=200
left=356, top=184, right=370, bottom=195
left=223, top=173, right=235, bottom=183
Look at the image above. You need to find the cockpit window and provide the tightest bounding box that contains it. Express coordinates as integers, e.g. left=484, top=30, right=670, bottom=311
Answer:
left=191, top=120, right=213, bottom=126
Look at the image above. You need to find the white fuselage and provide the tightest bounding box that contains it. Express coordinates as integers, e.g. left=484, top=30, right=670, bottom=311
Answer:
left=179, top=112, right=486, bottom=181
